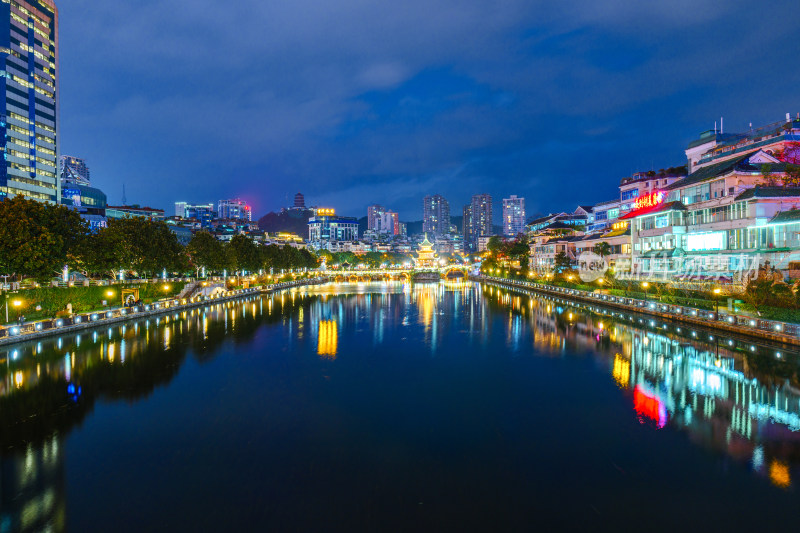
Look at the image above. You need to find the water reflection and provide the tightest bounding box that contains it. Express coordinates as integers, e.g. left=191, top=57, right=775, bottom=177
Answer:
left=0, top=281, right=799, bottom=530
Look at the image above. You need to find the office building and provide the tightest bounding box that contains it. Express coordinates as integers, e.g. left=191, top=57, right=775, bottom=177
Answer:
left=0, top=0, right=59, bottom=203
left=367, top=204, right=385, bottom=231
left=59, top=155, right=89, bottom=186
left=470, top=194, right=493, bottom=247
left=502, top=195, right=526, bottom=237
left=218, top=198, right=252, bottom=221
left=423, top=194, right=450, bottom=236
left=308, top=208, right=359, bottom=247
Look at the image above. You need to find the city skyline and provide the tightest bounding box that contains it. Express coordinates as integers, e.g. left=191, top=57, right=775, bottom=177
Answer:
left=51, top=0, right=800, bottom=219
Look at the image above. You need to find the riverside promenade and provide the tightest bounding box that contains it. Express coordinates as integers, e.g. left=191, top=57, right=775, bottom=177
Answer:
left=474, top=275, right=800, bottom=346
left=0, top=278, right=328, bottom=347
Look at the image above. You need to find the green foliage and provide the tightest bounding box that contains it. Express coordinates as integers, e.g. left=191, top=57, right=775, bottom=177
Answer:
left=0, top=196, right=89, bottom=281
left=187, top=231, right=227, bottom=273
left=82, top=218, right=186, bottom=278
left=0, top=282, right=186, bottom=325
left=554, top=251, right=572, bottom=273
left=594, top=241, right=612, bottom=258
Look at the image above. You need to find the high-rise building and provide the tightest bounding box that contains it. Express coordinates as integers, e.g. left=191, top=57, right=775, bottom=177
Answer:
left=462, top=204, right=473, bottom=250
left=0, top=0, right=59, bottom=203
left=502, top=195, right=526, bottom=237
left=378, top=211, right=399, bottom=235
left=367, top=204, right=385, bottom=231
left=175, top=201, right=187, bottom=218
left=218, top=198, right=252, bottom=220
left=470, top=194, right=493, bottom=247
left=294, top=192, right=305, bottom=208
left=59, top=156, right=89, bottom=186
left=422, top=194, right=450, bottom=236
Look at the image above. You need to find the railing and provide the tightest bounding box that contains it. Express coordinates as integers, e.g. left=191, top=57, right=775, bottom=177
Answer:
left=475, top=275, right=800, bottom=341
left=0, top=277, right=329, bottom=344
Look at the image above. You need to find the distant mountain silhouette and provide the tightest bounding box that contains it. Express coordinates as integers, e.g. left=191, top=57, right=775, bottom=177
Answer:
left=257, top=209, right=314, bottom=235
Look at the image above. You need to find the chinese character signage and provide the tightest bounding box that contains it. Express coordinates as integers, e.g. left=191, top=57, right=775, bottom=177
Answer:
left=633, top=191, right=664, bottom=211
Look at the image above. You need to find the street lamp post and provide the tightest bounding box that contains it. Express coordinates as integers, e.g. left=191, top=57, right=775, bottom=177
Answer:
left=642, top=281, right=649, bottom=301
left=713, top=287, right=722, bottom=314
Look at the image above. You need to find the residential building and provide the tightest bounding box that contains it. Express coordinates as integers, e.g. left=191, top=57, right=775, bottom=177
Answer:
left=218, top=198, right=252, bottom=221
left=0, top=0, right=59, bottom=203
left=422, top=194, right=450, bottom=236
left=462, top=204, right=473, bottom=250
left=377, top=211, right=399, bottom=235
left=367, top=204, right=385, bottom=231
left=308, top=208, right=359, bottom=247
left=502, top=195, right=526, bottom=237
left=59, top=156, right=89, bottom=186
left=469, top=194, right=493, bottom=248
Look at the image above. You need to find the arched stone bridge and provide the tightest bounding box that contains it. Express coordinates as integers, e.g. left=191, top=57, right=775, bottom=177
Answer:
left=325, top=266, right=471, bottom=283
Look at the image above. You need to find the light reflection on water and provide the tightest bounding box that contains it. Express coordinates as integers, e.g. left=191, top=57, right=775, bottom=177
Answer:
left=0, top=281, right=799, bottom=529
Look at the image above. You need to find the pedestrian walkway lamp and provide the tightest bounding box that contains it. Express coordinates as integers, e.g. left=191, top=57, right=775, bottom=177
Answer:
left=713, top=287, right=722, bottom=314
left=642, top=282, right=649, bottom=301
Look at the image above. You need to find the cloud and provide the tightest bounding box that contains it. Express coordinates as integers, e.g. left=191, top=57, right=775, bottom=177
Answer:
left=57, top=0, right=800, bottom=220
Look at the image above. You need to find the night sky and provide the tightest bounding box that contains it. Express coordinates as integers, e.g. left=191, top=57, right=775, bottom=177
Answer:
left=58, top=0, right=800, bottom=221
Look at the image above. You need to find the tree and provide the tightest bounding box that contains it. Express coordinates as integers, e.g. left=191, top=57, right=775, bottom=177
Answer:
left=187, top=231, right=227, bottom=275
left=228, top=235, right=261, bottom=273
left=594, top=242, right=612, bottom=259
left=97, top=218, right=185, bottom=277
left=0, top=196, right=89, bottom=281
left=554, top=251, right=572, bottom=274
left=486, top=236, right=505, bottom=254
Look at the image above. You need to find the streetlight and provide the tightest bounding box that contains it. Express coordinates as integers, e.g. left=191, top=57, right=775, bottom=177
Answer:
left=642, top=281, right=649, bottom=301
left=12, top=299, right=22, bottom=323
left=713, top=287, right=721, bottom=314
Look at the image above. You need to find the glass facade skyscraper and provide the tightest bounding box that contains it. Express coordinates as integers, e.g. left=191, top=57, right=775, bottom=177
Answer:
left=0, top=0, right=58, bottom=203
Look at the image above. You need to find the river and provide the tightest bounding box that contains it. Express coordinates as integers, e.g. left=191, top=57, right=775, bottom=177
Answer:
left=0, top=281, right=798, bottom=531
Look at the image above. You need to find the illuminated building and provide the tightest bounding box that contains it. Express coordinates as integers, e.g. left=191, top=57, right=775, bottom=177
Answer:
left=367, top=204, right=385, bottom=231
left=462, top=204, right=473, bottom=249
left=0, top=0, right=59, bottom=203
left=218, top=198, right=252, bottom=221
left=308, top=207, right=359, bottom=248
left=415, top=233, right=437, bottom=268
left=469, top=194, right=493, bottom=248
left=175, top=202, right=215, bottom=226
left=58, top=155, right=88, bottom=186
left=620, top=150, right=800, bottom=280
left=422, top=194, right=450, bottom=236
left=378, top=211, right=399, bottom=235
left=293, top=192, right=305, bottom=209
left=502, top=195, right=526, bottom=237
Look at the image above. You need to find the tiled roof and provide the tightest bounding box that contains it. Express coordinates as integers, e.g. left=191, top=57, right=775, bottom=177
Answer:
left=734, top=187, right=800, bottom=201
left=769, top=210, right=800, bottom=224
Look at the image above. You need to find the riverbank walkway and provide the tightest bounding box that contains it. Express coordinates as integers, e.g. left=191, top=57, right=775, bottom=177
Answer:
left=474, top=275, right=800, bottom=346
left=0, top=278, right=328, bottom=347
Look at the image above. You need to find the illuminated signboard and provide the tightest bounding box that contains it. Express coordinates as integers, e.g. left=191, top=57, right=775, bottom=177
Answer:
left=316, top=208, right=335, bottom=216
left=633, top=191, right=665, bottom=211
left=686, top=231, right=726, bottom=251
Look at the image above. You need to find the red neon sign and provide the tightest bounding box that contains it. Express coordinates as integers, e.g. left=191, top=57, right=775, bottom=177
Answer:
left=633, top=191, right=665, bottom=211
